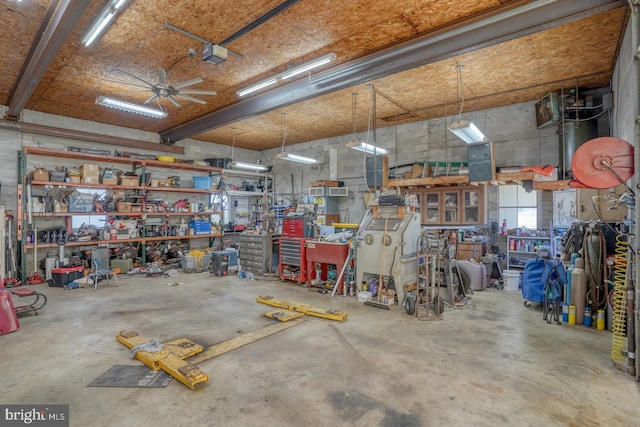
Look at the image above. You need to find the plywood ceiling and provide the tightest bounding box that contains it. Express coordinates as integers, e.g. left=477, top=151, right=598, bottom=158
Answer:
left=0, top=0, right=629, bottom=150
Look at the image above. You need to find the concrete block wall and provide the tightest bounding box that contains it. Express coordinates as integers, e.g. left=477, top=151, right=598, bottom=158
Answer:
left=262, top=100, right=562, bottom=225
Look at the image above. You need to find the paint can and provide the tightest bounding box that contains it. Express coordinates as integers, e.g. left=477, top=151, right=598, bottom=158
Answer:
left=584, top=307, right=592, bottom=327
left=562, top=304, right=569, bottom=322
left=597, top=309, right=606, bottom=331
left=568, top=305, right=576, bottom=325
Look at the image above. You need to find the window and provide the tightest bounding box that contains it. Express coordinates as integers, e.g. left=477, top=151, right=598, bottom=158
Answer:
left=70, top=188, right=107, bottom=231
left=498, top=185, right=537, bottom=229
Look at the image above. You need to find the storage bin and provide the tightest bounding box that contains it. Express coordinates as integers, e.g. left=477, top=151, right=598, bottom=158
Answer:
left=193, top=176, right=212, bottom=190
left=503, top=270, right=521, bottom=291
left=181, top=253, right=212, bottom=270
left=357, top=291, right=372, bottom=302
left=50, top=266, right=84, bottom=287
left=188, top=220, right=211, bottom=235
left=111, top=258, right=132, bottom=274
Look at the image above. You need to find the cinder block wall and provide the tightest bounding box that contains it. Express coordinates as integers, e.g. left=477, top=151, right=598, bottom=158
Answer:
left=262, top=100, right=565, bottom=226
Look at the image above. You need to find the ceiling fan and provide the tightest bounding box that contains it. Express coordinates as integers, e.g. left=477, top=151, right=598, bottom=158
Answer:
left=113, top=67, right=217, bottom=107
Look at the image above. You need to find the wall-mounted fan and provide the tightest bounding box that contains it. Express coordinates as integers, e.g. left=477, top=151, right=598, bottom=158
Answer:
left=113, top=67, right=217, bottom=107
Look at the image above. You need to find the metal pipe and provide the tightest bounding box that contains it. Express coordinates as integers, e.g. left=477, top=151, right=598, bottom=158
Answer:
left=0, top=120, right=184, bottom=154
left=627, top=0, right=640, bottom=382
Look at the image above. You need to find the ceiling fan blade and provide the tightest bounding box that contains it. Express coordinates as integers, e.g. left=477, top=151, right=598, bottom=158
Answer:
left=173, top=77, right=203, bottom=89
left=167, top=95, right=181, bottom=107
left=112, top=68, right=155, bottom=88
left=144, top=94, right=159, bottom=104
left=157, top=68, right=166, bottom=86
left=179, top=89, right=217, bottom=96
left=176, top=94, right=207, bottom=105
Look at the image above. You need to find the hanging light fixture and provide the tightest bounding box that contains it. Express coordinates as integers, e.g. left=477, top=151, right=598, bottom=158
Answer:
left=236, top=53, right=336, bottom=98
left=277, top=113, right=317, bottom=164
left=345, top=93, right=388, bottom=155
left=81, top=0, right=130, bottom=47
left=226, top=130, right=269, bottom=171
left=95, top=96, right=167, bottom=118
left=448, top=65, right=487, bottom=144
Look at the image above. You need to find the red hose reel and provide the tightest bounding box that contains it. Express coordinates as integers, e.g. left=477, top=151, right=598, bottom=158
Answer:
left=571, top=137, right=634, bottom=189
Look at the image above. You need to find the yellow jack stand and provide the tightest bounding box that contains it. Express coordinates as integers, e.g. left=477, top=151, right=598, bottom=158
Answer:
left=116, top=331, right=208, bottom=389
left=257, top=295, right=348, bottom=321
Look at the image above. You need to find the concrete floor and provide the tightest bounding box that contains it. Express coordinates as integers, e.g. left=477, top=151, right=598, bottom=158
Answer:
left=1, top=272, right=639, bottom=427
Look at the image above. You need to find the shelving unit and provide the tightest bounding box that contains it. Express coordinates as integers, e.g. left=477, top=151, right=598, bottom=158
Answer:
left=506, top=235, right=551, bottom=269
left=17, top=146, right=227, bottom=279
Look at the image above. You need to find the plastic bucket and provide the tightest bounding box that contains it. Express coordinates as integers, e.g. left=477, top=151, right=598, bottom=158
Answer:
left=503, top=270, right=520, bottom=291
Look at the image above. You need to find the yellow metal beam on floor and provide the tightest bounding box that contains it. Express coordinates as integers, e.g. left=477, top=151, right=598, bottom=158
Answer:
left=187, top=317, right=306, bottom=365
left=256, top=295, right=348, bottom=321
left=116, top=331, right=208, bottom=390
left=265, top=308, right=306, bottom=322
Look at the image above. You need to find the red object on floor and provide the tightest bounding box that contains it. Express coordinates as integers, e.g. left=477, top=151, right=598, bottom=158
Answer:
left=0, top=289, right=20, bottom=335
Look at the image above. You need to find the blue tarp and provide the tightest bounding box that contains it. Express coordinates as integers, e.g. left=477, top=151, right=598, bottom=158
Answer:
left=522, top=258, right=567, bottom=303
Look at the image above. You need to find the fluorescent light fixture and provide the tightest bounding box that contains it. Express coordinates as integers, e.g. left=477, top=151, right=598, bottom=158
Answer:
left=237, top=53, right=336, bottom=97
left=95, top=96, right=167, bottom=118
left=448, top=119, right=487, bottom=144
left=280, top=53, right=337, bottom=80
left=345, top=139, right=389, bottom=155
left=81, top=0, right=129, bottom=47
left=236, top=78, right=278, bottom=97
left=228, top=161, right=269, bottom=172
left=277, top=152, right=317, bottom=164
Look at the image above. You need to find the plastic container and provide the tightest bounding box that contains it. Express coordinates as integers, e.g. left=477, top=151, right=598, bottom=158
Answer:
left=193, top=176, right=212, bottom=190
left=597, top=309, right=606, bottom=330
left=562, top=304, right=569, bottom=322
left=568, top=305, right=576, bottom=325
left=503, top=270, right=520, bottom=291
left=584, top=307, right=592, bottom=327
left=357, top=291, right=372, bottom=302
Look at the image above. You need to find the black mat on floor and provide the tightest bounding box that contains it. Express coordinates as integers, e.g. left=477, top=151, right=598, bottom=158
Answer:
left=88, top=365, right=173, bottom=388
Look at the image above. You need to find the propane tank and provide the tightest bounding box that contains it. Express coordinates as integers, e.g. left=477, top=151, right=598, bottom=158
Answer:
left=501, top=219, right=507, bottom=236
left=571, top=257, right=588, bottom=324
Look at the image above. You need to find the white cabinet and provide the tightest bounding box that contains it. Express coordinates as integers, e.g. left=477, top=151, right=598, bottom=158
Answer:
left=553, top=185, right=627, bottom=226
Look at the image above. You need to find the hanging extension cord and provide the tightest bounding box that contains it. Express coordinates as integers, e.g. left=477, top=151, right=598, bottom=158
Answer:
left=611, top=234, right=629, bottom=370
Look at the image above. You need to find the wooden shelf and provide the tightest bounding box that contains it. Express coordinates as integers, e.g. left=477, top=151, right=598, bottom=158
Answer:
left=31, top=180, right=219, bottom=194
left=23, top=146, right=223, bottom=173
left=22, top=233, right=223, bottom=249
left=32, top=211, right=222, bottom=217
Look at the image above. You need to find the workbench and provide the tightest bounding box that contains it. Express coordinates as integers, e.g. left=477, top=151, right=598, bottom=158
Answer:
left=305, top=240, right=351, bottom=292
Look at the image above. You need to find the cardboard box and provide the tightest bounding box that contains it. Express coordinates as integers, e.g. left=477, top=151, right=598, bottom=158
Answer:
left=81, top=176, right=99, bottom=184
left=31, top=168, right=49, bottom=181
left=119, top=176, right=139, bottom=186
left=411, top=163, right=429, bottom=178
left=117, top=202, right=132, bottom=212
left=69, top=175, right=81, bottom=184
left=112, top=190, right=126, bottom=201
left=80, top=164, right=99, bottom=183
left=149, top=179, right=159, bottom=188
left=101, top=176, right=118, bottom=185
left=131, top=203, right=143, bottom=213
left=157, top=178, right=172, bottom=188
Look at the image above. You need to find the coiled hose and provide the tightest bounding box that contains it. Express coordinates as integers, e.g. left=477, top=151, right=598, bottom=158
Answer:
left=611, top=234, right=628, bottom=370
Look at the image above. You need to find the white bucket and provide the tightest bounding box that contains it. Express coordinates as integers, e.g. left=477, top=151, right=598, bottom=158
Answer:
left=503, top=270, right=521, bottom=292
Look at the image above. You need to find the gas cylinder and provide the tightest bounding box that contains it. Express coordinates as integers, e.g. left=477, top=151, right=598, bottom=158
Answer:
left=571, top=257, right=588, bottom=324
left=501, top=219, right=507, bottom=236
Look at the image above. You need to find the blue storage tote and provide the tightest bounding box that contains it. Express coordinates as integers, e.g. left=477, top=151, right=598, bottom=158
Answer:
left=193, top=176, right=212, bottom=190
left=189, top=220, right=211, bottom=235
